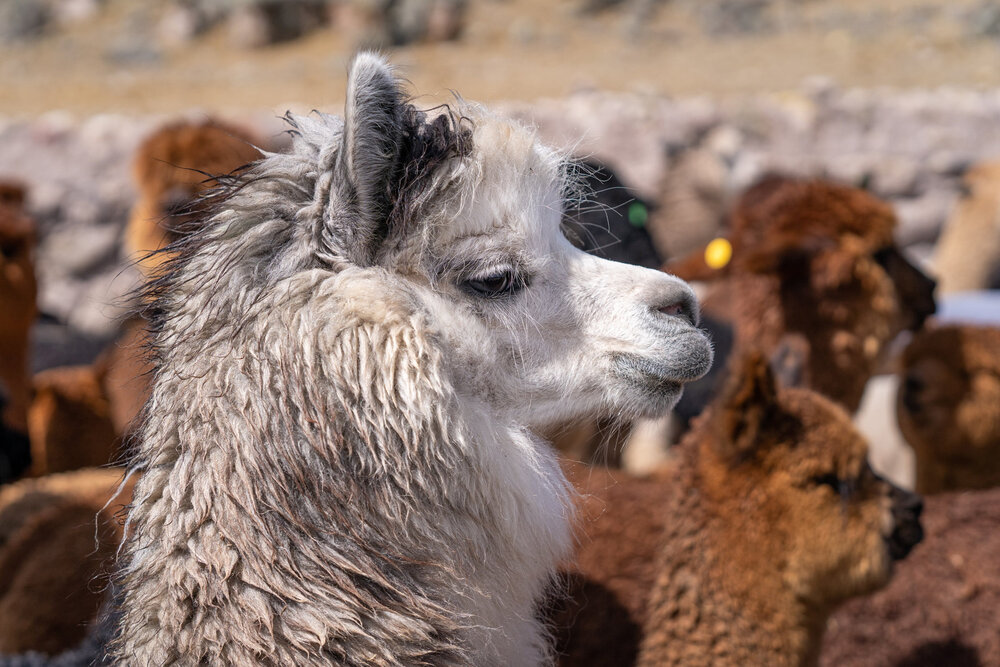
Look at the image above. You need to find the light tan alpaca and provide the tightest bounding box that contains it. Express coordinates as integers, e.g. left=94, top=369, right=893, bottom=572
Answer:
left=645, top=127, right=738, bottom=261
left=933, top=161, right=1000, bottom=294
left=554, top=353, right=923, bottom=666
left=126, top=119, right=262, bottom=274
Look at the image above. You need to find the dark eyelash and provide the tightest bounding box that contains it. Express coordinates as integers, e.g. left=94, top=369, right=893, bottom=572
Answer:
left=463, top=269, right=525, bottom=299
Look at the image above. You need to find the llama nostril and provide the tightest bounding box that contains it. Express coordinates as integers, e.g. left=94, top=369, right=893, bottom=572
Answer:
left=658, top=303, right=683, bottom=317
left=652, top=292, right=697, bottom=326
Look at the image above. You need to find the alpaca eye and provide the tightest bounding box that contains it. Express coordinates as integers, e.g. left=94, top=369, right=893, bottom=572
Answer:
left=0, top=241, right=23, bottom=259
left=464, top=270, right=523, bottom=299
left=813, top=473, right=840, bottom=491
left=812, top=473, right=854, bottom=499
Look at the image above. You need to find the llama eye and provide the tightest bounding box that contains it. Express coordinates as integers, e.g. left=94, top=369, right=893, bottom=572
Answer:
left=463, top=270, right=523, bottom=299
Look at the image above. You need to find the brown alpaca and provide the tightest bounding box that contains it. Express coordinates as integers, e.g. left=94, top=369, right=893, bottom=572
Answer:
left=0, top=182, right=36, bottom=484
left=933, top=161, right=1000, bottom=294
left=0, top=182, right=36, bottom=432
left=669, top=176, right=935, bottom=412
left=126, top=119, right=262, bottom=273
left=554, top=353, right=923, bottom=667
left=898, top=324, right=1000, bottom=494
left=0, top=467, right=136, bottom=655
left=26, top=318, right=151, bottom=477
left=821, top=486, right=1000, bottom=666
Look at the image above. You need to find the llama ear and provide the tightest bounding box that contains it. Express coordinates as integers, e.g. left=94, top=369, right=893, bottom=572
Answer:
left=713, top=351, right=780, bottom=462
left=334, top=52, right=407, bottom=265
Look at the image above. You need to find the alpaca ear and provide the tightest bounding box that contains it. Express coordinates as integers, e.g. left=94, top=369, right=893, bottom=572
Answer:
left=334, top=52, right=407, bottom=265
left=713, top=351, right=780, bottom=463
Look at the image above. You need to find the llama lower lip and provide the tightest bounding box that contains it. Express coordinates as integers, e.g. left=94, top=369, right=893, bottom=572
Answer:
left=611, top=353, right=686, bottom=395
left=618, top=326, right=715, bottom=385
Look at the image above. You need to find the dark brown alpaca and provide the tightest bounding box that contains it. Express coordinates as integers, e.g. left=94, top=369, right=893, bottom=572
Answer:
left=0, top=182, right=36, bottom=485
left=0, top=468, right=136, bottom=655
left=669, top=176, right=936, bottom=413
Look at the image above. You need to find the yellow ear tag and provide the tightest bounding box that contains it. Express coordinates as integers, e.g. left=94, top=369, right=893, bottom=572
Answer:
left=704, top=237, right=732, bottom=270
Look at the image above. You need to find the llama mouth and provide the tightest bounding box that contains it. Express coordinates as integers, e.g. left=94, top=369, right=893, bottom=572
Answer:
left=610, top=353, right=690, bottom=396
left=615, top=324, right=714, bottom=386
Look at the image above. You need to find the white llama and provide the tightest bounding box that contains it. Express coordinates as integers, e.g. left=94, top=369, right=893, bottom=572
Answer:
left=114, top=53, right=713, bottom=666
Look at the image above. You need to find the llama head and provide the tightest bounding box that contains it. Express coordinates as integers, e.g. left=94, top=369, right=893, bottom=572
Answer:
left=300, top=53, right=712, bottom=428
left=898, top=324, right=1000, bottom=494
left=695, top=352, right=923, bottom=610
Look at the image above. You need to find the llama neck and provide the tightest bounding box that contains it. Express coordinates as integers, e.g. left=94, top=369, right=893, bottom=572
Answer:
left=117, top=269, right=571, bottom=666
left=637, top=464, right=828, bottom=667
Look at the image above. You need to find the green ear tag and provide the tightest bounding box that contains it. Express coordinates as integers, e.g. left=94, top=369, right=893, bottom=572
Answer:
left=628, top=202, right=648, bottom=228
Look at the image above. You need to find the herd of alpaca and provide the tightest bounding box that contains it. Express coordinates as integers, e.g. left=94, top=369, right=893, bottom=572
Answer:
left=0, top=52, right=999, bottom=665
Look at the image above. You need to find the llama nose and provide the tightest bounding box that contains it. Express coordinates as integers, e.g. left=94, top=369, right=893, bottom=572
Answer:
left=652, top=289, right=699, bottom=327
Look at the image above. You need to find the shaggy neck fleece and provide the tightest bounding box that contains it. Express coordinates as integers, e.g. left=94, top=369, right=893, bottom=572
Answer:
left=113, top=109, right=573, bottom=666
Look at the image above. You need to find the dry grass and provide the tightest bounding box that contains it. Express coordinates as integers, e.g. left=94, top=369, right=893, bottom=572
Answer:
left=0, top=0, right=997, bottom=117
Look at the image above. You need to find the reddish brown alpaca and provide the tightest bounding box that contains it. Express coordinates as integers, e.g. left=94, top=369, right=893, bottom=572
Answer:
left=0, top=183, right=36, bottom=434
left=27, top=319, right=151, bottom=476
left=821, top=486, right=1000, bottom=666
left=554, top=354, right=923, bottom=666
left=25, top=119, right=257, bottom=477
left=0, top=182, right=37, bottom=484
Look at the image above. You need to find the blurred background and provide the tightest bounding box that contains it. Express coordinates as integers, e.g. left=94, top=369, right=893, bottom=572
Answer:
left=3, top=0, right=1000, bottom=113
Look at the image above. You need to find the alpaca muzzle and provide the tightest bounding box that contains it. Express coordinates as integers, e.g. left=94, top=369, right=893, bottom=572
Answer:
left=0, top=383, right=32, bottom=485
left=887, top=483, right=924, bottom=561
